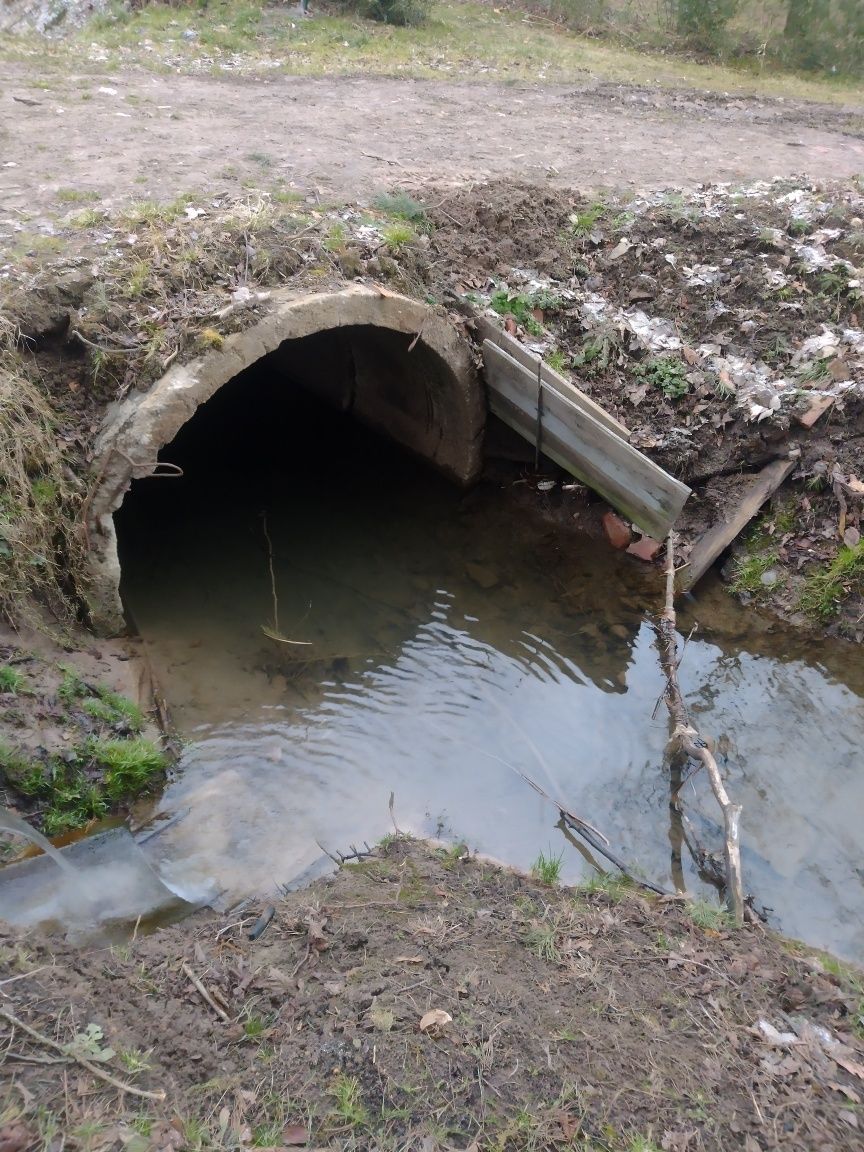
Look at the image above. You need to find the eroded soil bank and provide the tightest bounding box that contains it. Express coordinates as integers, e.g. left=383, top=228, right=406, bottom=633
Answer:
left=2, top=840, right=864, bottom=1152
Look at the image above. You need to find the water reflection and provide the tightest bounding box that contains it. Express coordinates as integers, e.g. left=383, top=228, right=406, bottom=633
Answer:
left=119, top=389, right=864, bottom=962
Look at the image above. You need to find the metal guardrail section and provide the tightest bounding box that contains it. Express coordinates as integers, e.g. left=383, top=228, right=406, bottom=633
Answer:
left=480, top=332, right=691, bottom=540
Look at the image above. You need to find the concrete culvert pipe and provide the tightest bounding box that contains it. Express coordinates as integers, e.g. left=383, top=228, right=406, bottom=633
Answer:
left=85, top=285, right=484, bottom=634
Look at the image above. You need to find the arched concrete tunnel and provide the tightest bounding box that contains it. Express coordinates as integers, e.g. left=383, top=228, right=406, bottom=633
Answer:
left=84, top=286, right=486, bottom=633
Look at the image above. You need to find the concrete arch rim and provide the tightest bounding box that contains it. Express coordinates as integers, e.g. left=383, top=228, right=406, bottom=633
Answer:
left=84, top=284, right=484, bottom=634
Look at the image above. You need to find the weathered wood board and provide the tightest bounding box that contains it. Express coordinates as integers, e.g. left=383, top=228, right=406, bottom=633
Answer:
left=482, top=340, right=691, bottom=540
left=679, top=456, right=798, bottom=593
left=474, top=316, right=631, bottom=441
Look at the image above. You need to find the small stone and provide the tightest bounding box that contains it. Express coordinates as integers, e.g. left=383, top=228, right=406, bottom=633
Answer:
left=602, top=511, right=632, bottom=550
left=843, top=527, right=861, bottom=549
left=465, top=562, right=499, bottom=590
left=828, top=358, right=850, bottom=382
left=760, top=569, right=779, bottom=586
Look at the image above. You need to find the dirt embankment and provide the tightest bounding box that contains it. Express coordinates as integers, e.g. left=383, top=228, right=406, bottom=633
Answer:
left=3, top=176, right=862, bottom=641
left=1, top=840, right=863, bottom=1152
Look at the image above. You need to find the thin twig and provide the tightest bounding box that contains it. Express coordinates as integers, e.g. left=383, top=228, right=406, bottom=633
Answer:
left=655, top=533, right=745, bottom=925
left=0, top=1007, right=166, bottom=1101
left=181, top=961, right=230, bottom=1023
left=0, top=966, right=49, bottom=992
left=69, top=330, right=143, bottom=355
left=261, top=511, right=279, bottom=635
left=557, top=814, right=670, bottom=896
left=388, top=791, right=402, bottom=837
left=259, top=513, right=313, bottom=645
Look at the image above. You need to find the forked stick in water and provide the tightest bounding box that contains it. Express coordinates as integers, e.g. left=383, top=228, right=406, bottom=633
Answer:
left=655, top=532, right=744, bottom=925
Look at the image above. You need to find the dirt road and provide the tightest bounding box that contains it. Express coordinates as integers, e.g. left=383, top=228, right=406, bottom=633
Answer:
left=2, top=67, right=863, bottom=216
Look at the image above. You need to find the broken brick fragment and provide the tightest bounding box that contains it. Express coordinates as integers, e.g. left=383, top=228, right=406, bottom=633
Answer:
left=602, top=511, right=632, bottom=550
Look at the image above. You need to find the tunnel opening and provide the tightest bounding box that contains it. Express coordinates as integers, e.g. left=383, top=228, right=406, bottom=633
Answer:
left=114, top=340, right=467, bottom=649
left=85, top=288, right=484, bottom=633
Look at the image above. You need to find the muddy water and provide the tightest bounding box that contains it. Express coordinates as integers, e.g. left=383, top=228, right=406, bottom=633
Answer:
left=119, top=394, right=864, bottom=962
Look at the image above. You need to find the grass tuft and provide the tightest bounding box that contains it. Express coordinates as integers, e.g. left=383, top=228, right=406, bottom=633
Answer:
left=577, top=871, right=631, bottom=901
left=687, top=899, right=733, bottom=931
left=0, top=665, right=26, bottom=693
left=531, top=847, right=564, bottom=886
left=372, top=191, right=426, bottom=222
left=797, top=542, right=864, bottom=621
left=89, top=737, right=166, bottom=799
left=329, top=1074, right=368, bottom=1129
left=381, top=221, right=415, bottom=251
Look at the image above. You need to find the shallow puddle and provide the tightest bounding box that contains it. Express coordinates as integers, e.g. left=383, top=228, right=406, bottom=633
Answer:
left=118, top=383, right=864, bottom=962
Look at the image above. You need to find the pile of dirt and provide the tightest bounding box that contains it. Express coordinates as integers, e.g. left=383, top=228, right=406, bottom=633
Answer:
left=1, top=839, right=863, bottom=1151
left=423, top=178, right=864, bottom=639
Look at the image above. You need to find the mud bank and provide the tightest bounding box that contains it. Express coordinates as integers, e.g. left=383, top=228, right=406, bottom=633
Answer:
left=1, top=839, right=863, bottom=1152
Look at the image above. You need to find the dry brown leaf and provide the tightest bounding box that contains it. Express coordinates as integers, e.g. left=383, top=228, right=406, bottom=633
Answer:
left=419, top=1008, right=452, bottom=1033
left=306, top=916, right=328, bottom=952
left=282, top=1124, right=309, bottom=1146
left=829, top=1081, right=862, bottom=1104
left=831, top=1052, right=864, bottom=1081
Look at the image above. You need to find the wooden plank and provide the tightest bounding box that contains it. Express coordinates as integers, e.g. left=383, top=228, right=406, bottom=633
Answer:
left=474, top=315, right=630, bottom=441
left=679, top=457, right=798, bottom=593
left=483, top=341, right=690, bottom=540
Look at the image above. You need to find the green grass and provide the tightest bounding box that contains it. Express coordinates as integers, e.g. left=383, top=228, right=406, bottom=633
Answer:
left=531, top=847, right=564, bottom=886
left=0, top=665, right=25, bottom=693
left=686, top=899, right=732, bottom=931
left=627, top=1138, right=663, bottom=1152
left=577, top=871, right=631, bottom=901
left=329, top=1074, right=368, bottom=1129
left=58, top=666, right=144, bottom=730
left=323, top=222, right=347, bottom=253
left=41, top=774, right=108, bottom=836
left=116, top=1047, right=153, bottom=1074
left=56, top=187, right=99, bottom=204
left=797, top=542, right=864, bottom=621
left=81, top=688, right=144, bottom=732
left=372, top=191, right=427, bottom=223
left=381, top=221, right=415, bottom=251
left=1, top=731, right=159, bottom=835
left=813, top=954, right=864, bottom=1037
left=545, top=348, right=569, bottom=374
left=569, top=201, right=607, bottom=236
left=89, top=737, right=166, bottom=800
left=727, top=535, right=782, bottom=597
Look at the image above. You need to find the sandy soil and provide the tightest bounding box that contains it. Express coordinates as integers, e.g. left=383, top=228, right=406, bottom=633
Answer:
left=2, top=69, right=863, bottom=216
